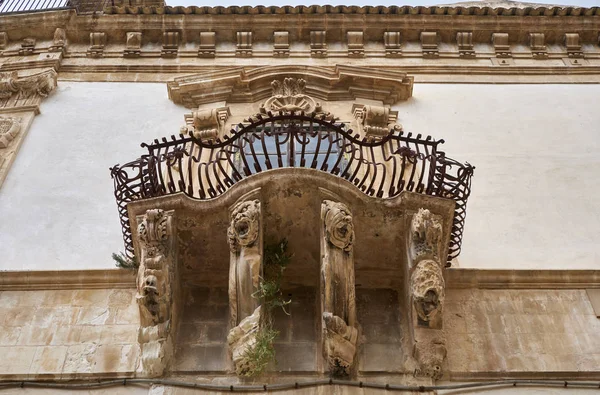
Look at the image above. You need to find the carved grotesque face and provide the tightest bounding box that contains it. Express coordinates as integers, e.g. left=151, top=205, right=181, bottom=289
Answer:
left=323, top=201, right=354, bottom=252
left=228, top=200, right=260, bottom=251
left=143, top=275, right=158, bottom=296
left=421, top=289, right=440, bottom=317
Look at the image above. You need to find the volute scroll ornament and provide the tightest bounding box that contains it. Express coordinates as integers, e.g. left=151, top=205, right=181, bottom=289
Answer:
left=352, top=104, right=401, bottom=142
left=0, top=116, right=21, bottom=148
left=0, top=69, right=57, bottom=101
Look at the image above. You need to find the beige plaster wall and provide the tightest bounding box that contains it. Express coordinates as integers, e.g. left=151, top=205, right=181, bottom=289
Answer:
left=0, top=288, right=139, bottom=378
left=0, top=83, right=598, bottom=270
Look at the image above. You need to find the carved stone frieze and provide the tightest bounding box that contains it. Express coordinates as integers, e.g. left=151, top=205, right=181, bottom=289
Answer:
left=352, top=104, right=401, bottom=141
left=409, top=208, right=443, bottom=262
left=0, top=117, right=21, bottom=149
left=320, top=200, right=358, bottom=376
left=411, top=259, right=445, bottom=325
left=49, top=28, right=66, bottom=53
left=183, top=106, right=231, bottom=141
left=136, top=209, right=176, bottom=377
left=168, top=65, right=413, bottom=108
left=261, top=78, right=317, bottom=114
left=0, top=69, right=57, bottom=104
left=227, top=199, right=263, bottom=375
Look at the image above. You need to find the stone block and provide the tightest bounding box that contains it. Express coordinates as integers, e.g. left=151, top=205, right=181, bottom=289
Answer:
left=359, top=343, right=403, bottom=372
left=0, top=346, right=37, bottom=375
left=205, top=323, right=228, bottom=342
left=1, top=307, right=36, bottom=327
left=108, top=289, right=135, bottom=307
left=174, top=344, right=227, bottom=372
left=100, top=324, right=138, bottom=344
left=75, top=306, right=117, bottom=325
left=92, top=344, right=136, bottom=374
left=177, top=323, right=206, bottom=344
left=273, top=342, right=316, bottom=372
left=72, top=289, right=111, bottom=307
left=30, top=346, right=68, bottom=375
left=17, top=326, right=56, bottom=346
left=63, top=343, right=98, bottom=374
left=0, top=325, right=21, bottom=345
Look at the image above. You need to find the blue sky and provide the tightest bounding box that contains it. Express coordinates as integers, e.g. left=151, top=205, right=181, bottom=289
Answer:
left=167, top=0, right=598, bottom=7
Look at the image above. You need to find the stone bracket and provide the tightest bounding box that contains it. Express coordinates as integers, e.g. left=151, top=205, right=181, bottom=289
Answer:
left=183, top=106, right=231, bottom=141
left=352, top=103, right=401, bottom=142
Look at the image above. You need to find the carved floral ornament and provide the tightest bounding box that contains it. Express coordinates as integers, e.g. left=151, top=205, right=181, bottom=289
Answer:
left=261, top=78, right=317, bottom=114
left=0, top=116, right=20, bottom=148
left=227, top=199, right=260, bottom=252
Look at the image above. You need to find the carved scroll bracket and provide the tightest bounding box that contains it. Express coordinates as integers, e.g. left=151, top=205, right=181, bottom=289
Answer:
left=227, top=199, right=264, bottom=375
left=352, top=104, right=402, bottom=142
left=407, top=208, right=447, bottom=380
left=320, top=200, right=358, bottom=376
left=182, top=106, right=231, bottom=142
left=136, top=209, right=178, bottom=377
left=0, top=69, right=57, bottom=113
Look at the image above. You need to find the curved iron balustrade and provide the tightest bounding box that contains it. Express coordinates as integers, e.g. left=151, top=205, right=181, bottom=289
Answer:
left=111, top=112, right=474, bottom=265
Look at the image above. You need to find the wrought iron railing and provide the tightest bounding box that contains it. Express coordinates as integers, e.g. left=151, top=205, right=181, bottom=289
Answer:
left=111, top=112, right=474, bottom=265
left=0, top=0, right=111, bottom=14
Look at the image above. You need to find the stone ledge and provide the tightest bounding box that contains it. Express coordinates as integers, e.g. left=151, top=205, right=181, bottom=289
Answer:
left=0, top=269, right=136, bottom=291
left=446, top=269, right=600, bottom=289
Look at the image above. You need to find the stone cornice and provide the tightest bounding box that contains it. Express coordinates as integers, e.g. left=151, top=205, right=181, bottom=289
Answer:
left=1, top=268, right=598, bottom=291
left=446, top=269, right=600, bottom=289
left=0, top=269, right=136, bottom=290
left=167, top=65, right=414, bottom=108
left=103, top=4, right=600, bottom=17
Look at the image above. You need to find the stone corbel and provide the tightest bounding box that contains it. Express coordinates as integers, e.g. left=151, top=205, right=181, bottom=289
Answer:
left=49, top=28, right=66, bottom=53
left=136, top=209, right=178, bottom=377
left=384, top=32, right=402, bottom=57
left=182, top=106, right=231, bottom=141
left=273, top=31, right=290, bottom=57
left=529, top=33, right=548, bottom=60
left=320, top=200, right=358, bottom=376
left=352, top=104, right=401, bottom=141
left=162, top=32, right=179, bottom=58
left=124, top=32, right=142, bottom=58
left=421, top=32, right=439, bottom=59
left=310, top=31, right=327, bottom=58
left=0, top=69, right=57, bottom=105
left=87, top=32, right=106, bottom=58
left=226, top=199, right=264, bottom=375
left=198, top=32, right=216, bottom=58
left=236, top=32, right=252, bottom=57
left=407, top=208, right=446, bottom=380
left=19, top=38, right=36, bottom=56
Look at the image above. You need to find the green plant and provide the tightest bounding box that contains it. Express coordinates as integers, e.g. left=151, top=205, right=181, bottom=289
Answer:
left=112, top=252, right=139, bottom=270
left=242, top=238, right=293, bottom=377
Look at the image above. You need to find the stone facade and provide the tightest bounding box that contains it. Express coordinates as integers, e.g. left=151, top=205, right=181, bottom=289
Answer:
left=0, top=0, right=600, bottom=393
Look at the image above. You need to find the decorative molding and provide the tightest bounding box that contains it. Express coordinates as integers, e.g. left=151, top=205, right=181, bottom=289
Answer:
left=124, top=32, right=142, bottom=58
left=310, top=31, right=327, bottom=58
left=87, top=32, right=106, bottom=58
left=351, top=103, right=400, bottom=142
left=384, top=31, right=402, bottom=57
left=236, top=31, right=252, bottom=57
left=0, top=269, right=137, bottom=291
left=421, top=32, right=439, bottom=59
left=320, top=200, right=358, bottom=376
left=198, top=32, right=216, bottom=58
left=162, top=31, right=179, bottom=58
left=456, top=32, right=475, bottom=58
left=529, top=33, right=548, bottom=59
left=136, top=208, right=177, bottom=377
left=347, top=31, right=364, bottom=58
left=273, top=31, right=289, bottom=57
left=167, top=65, right=413, bottom=108
left=491, top=33, right=511, bottom=58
